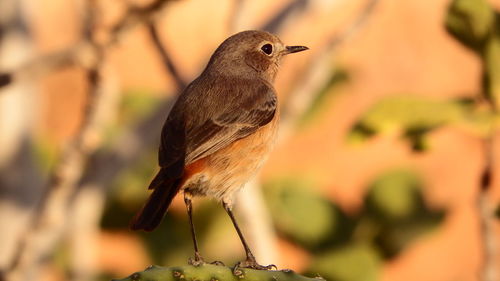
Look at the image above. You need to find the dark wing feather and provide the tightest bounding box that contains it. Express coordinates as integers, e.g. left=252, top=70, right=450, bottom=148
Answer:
left=184, top=77, right=277, bottom=164
left=157, top=111, right=186, bottom=177
left=156, top=75, right=277, bottom=176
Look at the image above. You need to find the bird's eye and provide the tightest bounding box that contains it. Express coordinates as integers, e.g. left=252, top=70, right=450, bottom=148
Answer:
left=261, top=44, right=273, bottom=55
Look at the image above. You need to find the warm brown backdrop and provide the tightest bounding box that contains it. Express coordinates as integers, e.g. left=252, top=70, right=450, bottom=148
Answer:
left=1, top=0, right=499, bottom=281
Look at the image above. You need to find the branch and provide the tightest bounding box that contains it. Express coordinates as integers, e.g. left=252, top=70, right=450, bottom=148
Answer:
left=0, top=42, right=95, bottom=89
left=0, top=0, right=174, bottom=89
left=108, top=0, right=172, bottom=45
left=6, top=1, right=109, bottom=278
left=0, top=72, right=12, bottom=87
left=260, top=0, right=311, bottom=34
left=280, top=0, right=378, bottom=137
left=78, top=97, right=173, bottom=193
left=477, top=79, right=499, bottom=281
left=228, top=0, right=246, bottom=33
left=146, top=22, right=188, bottom=90
left=7, top=58, right=106, bottom=280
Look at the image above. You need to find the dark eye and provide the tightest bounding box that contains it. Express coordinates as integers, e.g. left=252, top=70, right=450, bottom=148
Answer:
left=261, top=44, right=273, bottom=55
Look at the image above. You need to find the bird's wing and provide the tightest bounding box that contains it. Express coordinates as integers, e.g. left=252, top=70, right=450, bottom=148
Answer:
left=156, top=108, right=187, bottom=179
left=184, top=77, right=277, bottom=164
left=185, top=87, right=276, bottom=164
left=159, top=77, right=277, bottom=174
left=157, top=76, right=277, bottom=175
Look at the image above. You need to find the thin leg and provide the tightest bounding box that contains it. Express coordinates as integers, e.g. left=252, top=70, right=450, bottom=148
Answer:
left=184, top=194, right=204, bottom=265
left=222, top=201, right=276, bottom=270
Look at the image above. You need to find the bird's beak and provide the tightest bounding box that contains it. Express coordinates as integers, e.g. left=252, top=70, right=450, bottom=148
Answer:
left=284, top=45, right=309, bottom=54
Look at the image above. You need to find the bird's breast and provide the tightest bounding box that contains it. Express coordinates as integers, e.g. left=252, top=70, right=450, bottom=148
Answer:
left=183, top=113, right=279, bottom=201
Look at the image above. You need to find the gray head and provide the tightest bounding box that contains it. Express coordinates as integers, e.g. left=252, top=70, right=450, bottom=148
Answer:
left=205, top=30, right=308, bottom=82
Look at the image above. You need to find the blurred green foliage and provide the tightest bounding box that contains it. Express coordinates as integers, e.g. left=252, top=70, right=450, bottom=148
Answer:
left=347, top=96, right=493, bottom=151
left=446, top=0, right=500, bottom=107
left=264, top=179, right=355, bottom=250
left=265, top=169, right=444, bottom=281
left=484, top=34, right=500, bottom=104
left=364, top=170, right=444, bottom=259
left=445, top=0, right=495, bottom=51
left=365, top=170, right=422, bottom=221
left=349, top=0, right=500, bottom=151
left=307, top=243, right=380, bottom=281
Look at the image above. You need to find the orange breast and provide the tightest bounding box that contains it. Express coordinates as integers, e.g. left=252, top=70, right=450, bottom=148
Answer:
left=180, top=112, right=279, bottom=200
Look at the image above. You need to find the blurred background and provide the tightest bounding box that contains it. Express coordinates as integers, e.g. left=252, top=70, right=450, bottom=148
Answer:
left=0, top=0, right=500, bottom=280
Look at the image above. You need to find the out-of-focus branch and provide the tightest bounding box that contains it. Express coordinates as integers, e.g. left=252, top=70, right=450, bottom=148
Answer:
left=69, top=16, right=190, bottom=278
left=280, top=0, right=378, bottom=138
left=0, top=1, right=42, bottom=278
left=7, top=56, right=105, bottom=281
left=324, top=0, right=378, bottom=50
left=478, top=101, right=498, bottom=281
left=479, top=135, right=498, bottom=281
left=146, top=22, right=187, bottom=90
left=0, top=72, right=12, bottom=87
left=0, top=0, right=175, bottom=90
left=108, top=0, right=172, bottom=44
left=77, top=97, right=174, bottom=197
left=228, top=0, right=246, bottom=33
left=260, top=0, right=310, bottom=34
left=444, top=0, right=499, bottom=279
left=0, top=42, right=95, bottom=89
left=6, top=1, right=108, bottom=280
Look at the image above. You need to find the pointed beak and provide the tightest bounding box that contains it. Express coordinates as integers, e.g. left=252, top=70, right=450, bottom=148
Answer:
left=284, top=45, right=309, bottom=54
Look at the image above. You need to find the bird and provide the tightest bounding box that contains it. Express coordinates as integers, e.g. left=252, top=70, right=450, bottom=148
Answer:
left=130, top=30, right=308, bottom=270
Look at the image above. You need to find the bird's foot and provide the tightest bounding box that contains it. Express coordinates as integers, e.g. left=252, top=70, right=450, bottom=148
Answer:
left=188, top=253, right=224, bottom=267
left=233, top=257, right=277, bottom=275
left=188, top=252, right=206, bottom=267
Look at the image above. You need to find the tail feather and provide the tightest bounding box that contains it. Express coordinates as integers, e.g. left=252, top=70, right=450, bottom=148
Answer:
left=130, top=169, right=182, bottom=231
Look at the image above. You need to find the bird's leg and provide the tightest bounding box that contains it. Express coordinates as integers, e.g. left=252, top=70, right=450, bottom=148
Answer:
left=185, top=193, right=225, bottom=266
left=222, top=201, right=276, bottom=271
left=184, top=194, right=205, bottom=266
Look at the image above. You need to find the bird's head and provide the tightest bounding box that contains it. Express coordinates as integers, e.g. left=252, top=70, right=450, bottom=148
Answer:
left=206, top=30, right=308, bottom=82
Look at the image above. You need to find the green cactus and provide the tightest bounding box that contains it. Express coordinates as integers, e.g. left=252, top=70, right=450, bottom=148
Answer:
left=112, top=264, right=324, bottom=281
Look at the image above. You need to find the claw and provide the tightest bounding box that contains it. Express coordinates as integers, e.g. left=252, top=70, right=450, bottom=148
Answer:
left=188, top=252, right=205, bottom=267
left=233, top=258, right=277, bottom=272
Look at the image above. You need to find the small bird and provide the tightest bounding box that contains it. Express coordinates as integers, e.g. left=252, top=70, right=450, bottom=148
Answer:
left=131, top=30, right=308, bottom=270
